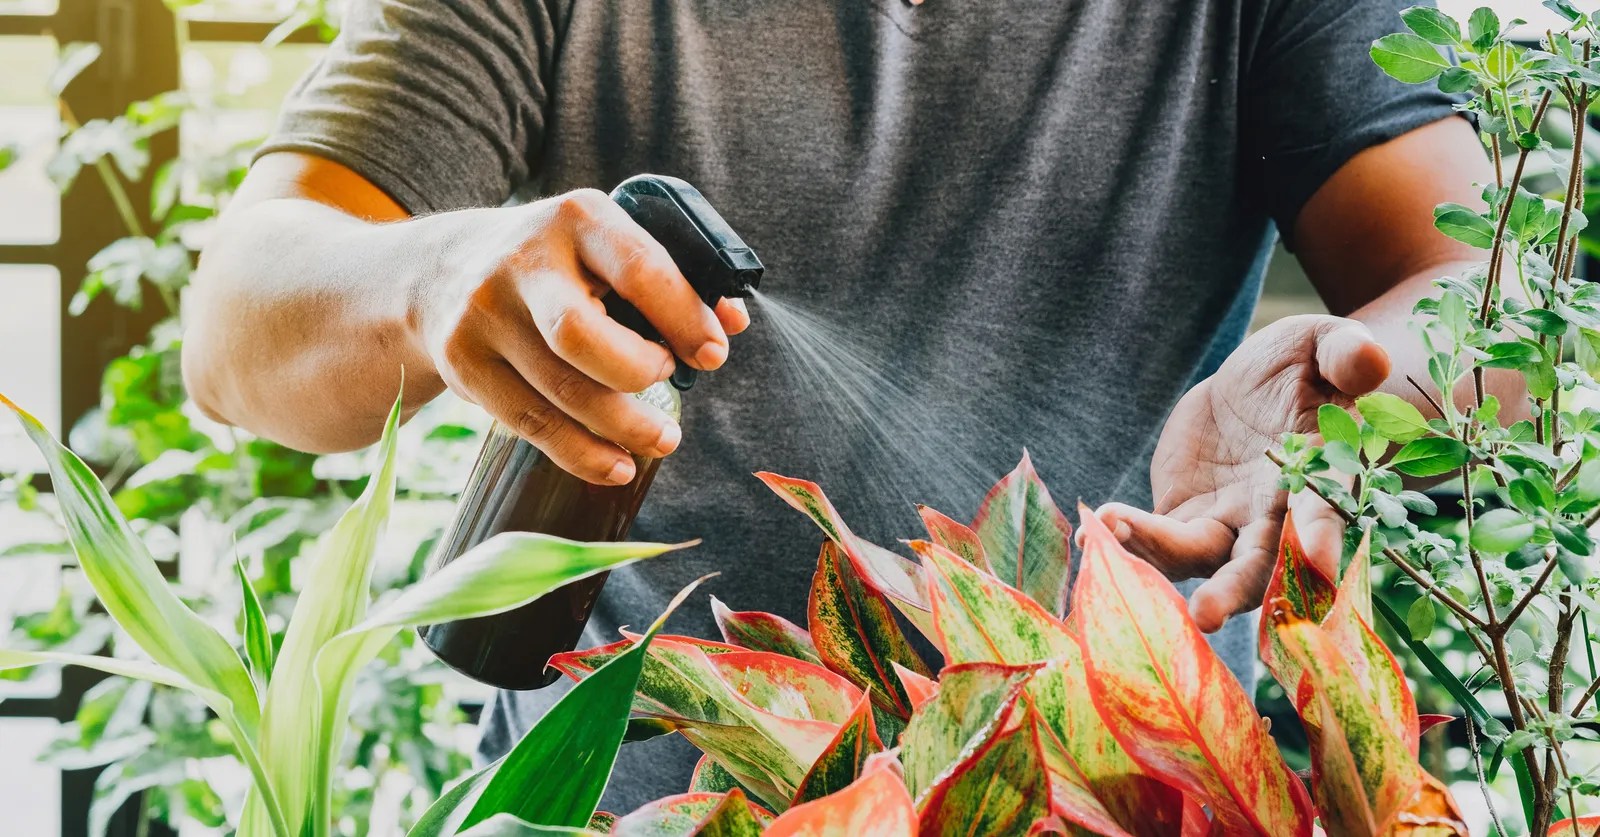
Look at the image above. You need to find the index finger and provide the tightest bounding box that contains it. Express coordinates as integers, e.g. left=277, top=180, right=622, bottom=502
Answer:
left=558, top=191, right=730, bottom=371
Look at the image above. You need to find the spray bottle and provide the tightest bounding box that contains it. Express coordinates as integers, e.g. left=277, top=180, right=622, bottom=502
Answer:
left=418, top=175, right=763, bottom=689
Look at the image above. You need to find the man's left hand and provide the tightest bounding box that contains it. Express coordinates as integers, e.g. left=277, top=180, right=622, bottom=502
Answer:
left=1094, top=314, right=1392, bottom=632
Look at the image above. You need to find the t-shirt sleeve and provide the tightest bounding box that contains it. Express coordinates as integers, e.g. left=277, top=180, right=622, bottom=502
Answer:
left=255, top=0, right=560, bottom=215
left=1240, top=0, right=1466, bottom=241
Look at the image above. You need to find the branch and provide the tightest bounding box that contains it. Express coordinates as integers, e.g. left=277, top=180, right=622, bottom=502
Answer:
left=1407, top=375, right=1449, bottom=420
left=1495, top=550, right=1562, bottom=631
left=1479, top=89, right=1555, bottom=323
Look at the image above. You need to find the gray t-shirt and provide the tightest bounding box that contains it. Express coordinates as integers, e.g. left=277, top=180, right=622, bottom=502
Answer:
left=260, top=0, right=1457, bottom=813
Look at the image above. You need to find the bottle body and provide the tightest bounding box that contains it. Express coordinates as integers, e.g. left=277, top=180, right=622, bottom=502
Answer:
left=419, top=383, right=680, bottom=689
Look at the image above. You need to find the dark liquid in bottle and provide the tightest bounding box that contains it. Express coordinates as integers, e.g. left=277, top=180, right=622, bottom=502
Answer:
left=419, top=423, right=663, bottom=689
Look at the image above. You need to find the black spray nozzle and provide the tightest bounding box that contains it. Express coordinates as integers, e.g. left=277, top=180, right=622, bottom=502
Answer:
left=606, top=175, right=764, bottom=390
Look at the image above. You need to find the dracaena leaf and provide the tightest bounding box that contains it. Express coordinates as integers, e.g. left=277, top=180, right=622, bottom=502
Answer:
left=754, top=472, right=934, bottom=638
left=234, top=556, right=276, bottom=687
left=1258, top=513, right=1339, bottom=698
left=0, top=394, right=260, bottom=731
left=917, top=712, right=1049, bottom=837
left=809, top=540, right=931, bottom=717
left=1273, top=612, right=1467, bottom=836
left=460, top=580, right=707, bottom=831
left=763, top=754, right=915, bottom=837
left=710, top=597, right=821, bottom=664
left=793, top=693, right=885, bottom=804
left=917, top=504, right=988, bottom=569
left=912, top=539, right=1178, bottom=836
left=610, top=792, right=772, bottom=837
left=1074, top=509, right=1314, bottom=836
left=970, top=452, right=1074, bottom=614
left=899, top=662, right=1036, bottom=802
left=451, top=814, right=598, bottom=836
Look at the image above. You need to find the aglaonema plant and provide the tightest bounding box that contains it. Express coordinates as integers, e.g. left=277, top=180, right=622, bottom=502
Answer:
left=1269, top=4, right=1600, bottom=834
left=0, top=388, right=694, bottom=837
left=556, top=454, right=1467, bottom=836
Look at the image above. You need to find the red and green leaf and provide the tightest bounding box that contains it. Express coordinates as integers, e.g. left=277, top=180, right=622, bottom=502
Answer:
left=1032, top=715, right=1139, bottom=837
left=918, top=504, right=988, bottom=570
left=809, top=540, right=931, bottom=718
left=970, top=452, right=1074, bottom=614
left=793, top=693, right=884, bottom=804
left=754, top=472, right=934, bottom=638
left=899, top=662, right=1036, bottom=801
left=1274, top=611, right=1467, bottom=837
left=894, top=661, right=939, bottom=712
left=710, top=597, right=820, bottom=664
left=763, top=754, right=916, bottom=837
left=610, top=791, right=772, bottom=837
left=1318, top=578, right=1421, bottom=755
left=913, top=538, right=1180, bottom=836
left=553, top=638, right=853, bottom=808
left=690, top=755, right=742, bottom=794
left=1259, top=513, right=1339, bottom=694
left=1550, top=816, right=1600, bottom=837
left=917, top=711, right=1050, bottom=837
left=686, top=789, right=767, bottom=837
left=1074, top=508, right=1314, bottom=836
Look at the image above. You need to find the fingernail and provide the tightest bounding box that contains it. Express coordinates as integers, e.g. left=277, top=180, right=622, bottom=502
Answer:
left=730, top=299, right=749, bottom=317
left=1112, top=521, right=1131, bottom=542
left=655, top=421, right=682, bottom=455
left=606, top=459, right=636, bottom=485
left=694, top=341, right=728, bottom=370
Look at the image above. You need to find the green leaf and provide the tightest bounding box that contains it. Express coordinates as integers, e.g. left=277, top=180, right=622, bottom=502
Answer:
left=899, top=663, right=1035, bottom=802
left=1321, top=440, right=1364, bottom=475
left=49, top=42, right=102, bottom=96
left=1356, top=393, right=1432, bottom=443
left=1544, top=0, right=1584, bottom=23
left=1406, top=597, right=1437, bottom=641
left=1389, top=437, right=1471, bottom=478
left=234, top=555, right=275, bottom=687
left=461, top=580, right=706, bottom=831
left=971, top=451, right=1074, bottom=615
left=1317, top=404, right=1361, bottom=449
left=1401, top=6, right=1462, bottom=44
left=454, top=814, right=597, bottom=836
left=792, top=694, right=884, bottom=804
left=0, top=394, right=260, bottom=733
left=1438, top=66, right=1477, bottom=93
left=1576, top=329, right=1600, bottom=379
left=1470, top=508, right=1536, bottom=553
left=1468, top=7, right=1500, bottom=51
left=1371, top=33, right=1451, bottom=83
left=405, top=762, right=498, bottom=837
left=1479, top=339, right=1543, bottom=369
left=808, top=541, right=931, bottom=718
left=1432, top=203, right=1497, bottom=248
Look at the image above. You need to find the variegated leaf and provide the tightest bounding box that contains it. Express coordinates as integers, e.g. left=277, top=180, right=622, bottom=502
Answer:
left=917, top=710, right=1049, bottom=837
left=913, top=538, right=1180, bottom=836
left=917, top=505, right=988, bottom=570
left=1030, top=714, right=1137, bottom=837
left=1550, top=816, right=1600, bottom=837
left=553, top=638, right=853, bottom=808
left=689, top=756, right=741, bottom=794
left=1339, top=529, right=1375, bottom=624
left=754, top=472, right=934, bottom=639
left=809, top=540, right=931, bottom=717
left=899, top=662, right=1036, bottom=802
left=610, top=792, right=772, bottom=837
left=685, top=790, right=765, bottom=837
left=1318, top=572, right=1420, bottom=756
left=970, top=452, right=1074, bottom=614
left=710, top=597, right=820, bottom=664
left=763, top=753, right=915, bottom=837
left=1074, top=509, right=1314, bottom=836
left=1417, top=715, right=1453, bottom=736
left=1274, top=611, right=1467, bottom=837
left=1259, top=513, right=1338, bottom=695
left=893, top=661, right=939, bottom=712
left=793, top=692, right=884, bottom=804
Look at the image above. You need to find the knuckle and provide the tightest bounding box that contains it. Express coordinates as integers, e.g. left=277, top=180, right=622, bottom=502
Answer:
left=610, top=240, right=678, bottom=295
left=545, top=305, right=592, bottom=358
left=554, top=188, right=608, bottom=226
left=511, top=399, right=564, bottom=443
left=546, top=370, right=593, bottom=409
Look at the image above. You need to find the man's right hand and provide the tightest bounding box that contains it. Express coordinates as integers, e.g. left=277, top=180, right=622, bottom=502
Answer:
left=411, top=189, right=749, bottom=485
left=184, top=153, right=747, bottom=482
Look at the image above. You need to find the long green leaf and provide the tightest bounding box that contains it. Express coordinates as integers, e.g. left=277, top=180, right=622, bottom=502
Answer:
left=459, top=578, right=708, bottom=830
left=453, top=814, right=598, bottom=836
left=0, top=394, right=260, bottom=729
left=235, top=554, right=276, bottom=686
left=249, top=393, right=405, bottom=837
left=1370, top=595, right=1494, bottom=728
left=405, top=760, right=499, bottom=837
left=0, top=649, right=289, bottom=837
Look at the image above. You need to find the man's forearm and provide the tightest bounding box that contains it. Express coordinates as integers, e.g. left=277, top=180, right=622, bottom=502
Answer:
left=184, top=198, right=479, bottom=452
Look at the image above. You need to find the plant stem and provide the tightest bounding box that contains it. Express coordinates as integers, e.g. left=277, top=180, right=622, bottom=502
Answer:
left=1466, top=714, right=1508, bottom=837
left=1495, top=552, right=1561, bottom=633
left=1480, top=90, right=1554, bottom=324
left=1407, top=375, right=1449, bottom=419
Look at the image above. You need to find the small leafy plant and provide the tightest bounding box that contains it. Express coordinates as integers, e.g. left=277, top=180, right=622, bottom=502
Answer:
left=0, top=390, right=691, bottom=837
left=558, top=455, right=1465, bottom=836
left=1272, top=4, right=1600, bottom=834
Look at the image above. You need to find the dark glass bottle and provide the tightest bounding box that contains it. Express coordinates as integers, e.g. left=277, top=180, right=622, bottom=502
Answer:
left=418, top=174, right=761, bottom=690
left=418, top=383, right=679, bottom=689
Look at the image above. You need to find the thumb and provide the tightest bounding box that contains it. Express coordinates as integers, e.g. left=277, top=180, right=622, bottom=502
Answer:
left=1314, top=321, right=1391, bottom=396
